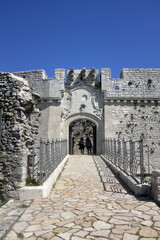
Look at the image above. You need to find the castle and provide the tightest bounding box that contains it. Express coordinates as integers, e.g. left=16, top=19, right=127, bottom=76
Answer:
left=0, top=67, right=160, bottom=200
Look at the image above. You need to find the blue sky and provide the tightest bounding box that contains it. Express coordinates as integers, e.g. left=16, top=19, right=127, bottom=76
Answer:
left=0, top=0, right=160, bottom=78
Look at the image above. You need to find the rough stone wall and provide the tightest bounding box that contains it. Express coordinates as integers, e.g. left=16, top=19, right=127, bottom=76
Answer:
left=13, top=70, right=47, bottom=92
left=0, top=73, right=39, bottom=200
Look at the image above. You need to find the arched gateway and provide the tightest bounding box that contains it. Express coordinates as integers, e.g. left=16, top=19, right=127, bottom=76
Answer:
left=69, top=119, right=96, bottom=155
left=60, top=68, right=104, bottom=155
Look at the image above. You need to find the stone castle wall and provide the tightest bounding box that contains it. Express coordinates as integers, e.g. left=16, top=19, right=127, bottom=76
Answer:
left=13, top=70, right=63, bottom=100
left=1, top=67, right=160, bottom=200
left=102, top=68, right=160, bottom=170
left=104, top=101, right=160, bottom=169
left=0, top=73, right=39, bottom=200
left=102, top=68, right=160, bottom=99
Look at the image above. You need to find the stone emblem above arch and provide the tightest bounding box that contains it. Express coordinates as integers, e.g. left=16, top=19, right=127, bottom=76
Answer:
left=61, top=85, right=103, bottom=121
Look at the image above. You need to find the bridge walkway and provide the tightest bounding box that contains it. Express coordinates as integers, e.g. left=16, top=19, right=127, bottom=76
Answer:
left=4, top=155, right=160, bottom=240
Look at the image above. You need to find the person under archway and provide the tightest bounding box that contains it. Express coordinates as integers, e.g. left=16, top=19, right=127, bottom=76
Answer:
left=86, top=137, right=92, bottom=154
left=79, top=137, right=85, bottom=154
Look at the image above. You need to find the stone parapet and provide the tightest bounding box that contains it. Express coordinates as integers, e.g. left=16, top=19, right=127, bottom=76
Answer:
left=18, top=155, right=68, bottom=200
left=101, top=155, right=151, bottom=197
left=13, top=69, right=48, bottom=81
left=103, top=68, right=160, bottom=100
left=151, top=170, right=160, bottom=203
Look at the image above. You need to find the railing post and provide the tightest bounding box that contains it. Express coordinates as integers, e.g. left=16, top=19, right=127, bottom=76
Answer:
left=109, top=138, right=112, bottom=161
left=61, top=139, right=63, bottom=160
left=106, top=139, right=108, bottom=158
left=51, top=139, right=54, bottom=171
left=105, top=139, right=107, bottom=158
left=123, top=139, right=128, bottom=172
left=53, top=139, right=57, bottom=168
left=64, top=139, right=67, bottom=158
left=122, top=138, right=124, bottom=170
left=114, top=139, right=117, bottom=165
left=55, top=139, right=58, bottom=167
left=130, top=138, right=134, bottom=175
left=63, top=140, right=65, bottom=158
left=31, top=150, right=36, bottom=180
left=118, top=139, right=121, bottom=168
left=108, top=139, right=110, bottom=160
left=110, top=139, right=113, bottom=162
left=140, top=135, right=145, bottom=184
left=60, top=139, right=63, bottom=160
left=58, top=139, right=61, bottom=165
left=46, top=139, right=51, bottom=176
left=39, top=138, right=44, bottom=184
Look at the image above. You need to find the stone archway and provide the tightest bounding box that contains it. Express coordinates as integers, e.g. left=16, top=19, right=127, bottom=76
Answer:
left=69, top=119, right=96, bottom=155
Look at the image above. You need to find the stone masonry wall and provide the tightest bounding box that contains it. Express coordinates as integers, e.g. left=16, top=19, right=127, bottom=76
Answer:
left=102, top=68, right=160, bottom=170
left=0, top=73, right=39, bottom=201
left=102, top=68, right=160, bottom=99
left=14, top=70, right=63, bottom=100
left=151, top=170, right=160, bottom=203
left=104, top=101, right=160, bottom=169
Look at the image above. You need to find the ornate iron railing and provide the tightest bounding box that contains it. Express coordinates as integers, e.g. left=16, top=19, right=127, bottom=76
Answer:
left=102, top=137, right=150, bottom=184
left=27, top=139, right=67, bottom=185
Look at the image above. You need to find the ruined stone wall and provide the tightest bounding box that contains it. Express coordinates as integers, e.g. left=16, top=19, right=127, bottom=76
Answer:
left=0, top=73, right=39, bottom=200
left=13, top=70, right=47, bottom=93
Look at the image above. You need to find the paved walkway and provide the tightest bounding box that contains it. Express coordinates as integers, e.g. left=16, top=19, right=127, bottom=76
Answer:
left=4, top=155, right=160, bottom=240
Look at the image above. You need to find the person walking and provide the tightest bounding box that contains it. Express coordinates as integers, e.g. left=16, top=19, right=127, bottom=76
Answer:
left=86, top=137, right=92, bottom=154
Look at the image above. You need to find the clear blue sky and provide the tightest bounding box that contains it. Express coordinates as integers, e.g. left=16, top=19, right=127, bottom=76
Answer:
left=0, top=0, right=160, bottom=78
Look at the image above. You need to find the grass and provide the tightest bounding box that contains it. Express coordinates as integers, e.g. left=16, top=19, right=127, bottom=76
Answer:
left=26, top=177, right=40, bottom=186
left=20, top=204, right=28, bottom=208
left=17, top=233, right=24, bottom=239
left=0, top=199, right=9, bottom=208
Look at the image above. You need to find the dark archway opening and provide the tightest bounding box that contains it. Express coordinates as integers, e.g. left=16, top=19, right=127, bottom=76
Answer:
left=69, top=119, right=97, bottom=155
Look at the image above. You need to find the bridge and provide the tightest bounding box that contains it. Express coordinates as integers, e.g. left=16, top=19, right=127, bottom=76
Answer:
left=1, top=154, right=160, bottom=239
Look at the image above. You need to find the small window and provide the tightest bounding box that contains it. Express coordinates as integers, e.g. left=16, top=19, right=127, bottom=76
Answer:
left=128, top=81, right=132, bottom=86
left=148, top=79, right=152, bottom=85
left=148, top=79, right=152, bottom=88
left=114, top=86, right=120, bottom=90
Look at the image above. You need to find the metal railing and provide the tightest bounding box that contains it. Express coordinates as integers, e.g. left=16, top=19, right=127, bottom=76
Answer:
left=102, top=137, right=150, bottom=184
left=27, top=139, right=67, bottom=185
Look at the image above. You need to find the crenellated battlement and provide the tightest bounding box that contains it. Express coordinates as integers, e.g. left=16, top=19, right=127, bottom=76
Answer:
left=101, top=68, right=160, bottom=100
left=2, top=67, right=160, bottom=100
